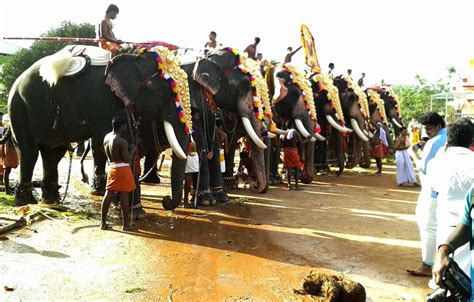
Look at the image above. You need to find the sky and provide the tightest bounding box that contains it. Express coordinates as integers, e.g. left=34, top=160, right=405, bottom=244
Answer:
left=0, top=0, right=473, bottom=86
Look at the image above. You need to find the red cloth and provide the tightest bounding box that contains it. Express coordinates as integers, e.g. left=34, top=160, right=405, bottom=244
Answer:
left=0, top=143, right=18, bottom=168
left=106, top=165, right=136, bottom=192
left=370, top=143, right=389, bottom=158
left=283, top=147, right=301, bottom=168
left=99, top=41, right=121, bottom=52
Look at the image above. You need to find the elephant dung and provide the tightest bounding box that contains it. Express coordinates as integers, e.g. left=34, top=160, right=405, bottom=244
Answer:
left=295, top=271, right=366, bottom=302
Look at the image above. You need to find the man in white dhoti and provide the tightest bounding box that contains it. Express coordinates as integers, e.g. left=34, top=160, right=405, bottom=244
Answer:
left=407, top=112, right=447, bottom=277
left=429, top=119, right=474, bottom=277
left=394, top=127, right=418, bottom=186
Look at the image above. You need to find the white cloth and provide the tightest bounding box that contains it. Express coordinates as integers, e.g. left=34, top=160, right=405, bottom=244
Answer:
left=109, top=162, right=129, bottom=169
left=429, top=147, right=474, bottom=276
left=395, top=150, right=417, bottom=184
left=219, top=148, right=226, bottom=173
left=185, top=154, right=199, bottom=173
left=286, top=128, right=297, bottom=140
left=415, top=191, right=438, bottom=266
left=379, top=126, right=388, bottom=147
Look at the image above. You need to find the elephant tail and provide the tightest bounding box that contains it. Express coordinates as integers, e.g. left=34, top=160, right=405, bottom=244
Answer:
left=80, top=140, right=91, bottom=184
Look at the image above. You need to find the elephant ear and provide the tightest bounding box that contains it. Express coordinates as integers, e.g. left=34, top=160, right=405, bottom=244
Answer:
left=193, top=58, right=221, bottom=95
left=104, top=54, right=145, bottom=107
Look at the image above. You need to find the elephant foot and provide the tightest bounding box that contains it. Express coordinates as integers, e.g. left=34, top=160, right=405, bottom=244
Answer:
left=223, top=176, right=238, bottom=191
left=198, top=189, right=216, bottom=206
left=140, top=173, right=161, bottom=184
left=162, top=195, right=180, bottom=211
left=14, top=183, right=38, bottom=206
left=211, top=186, right=229, bottom=203
left=91, top=174, right=106, bottom=196
left=359, top=161, right=371, bottom=169
left=41, top=183, right=61, bottom=204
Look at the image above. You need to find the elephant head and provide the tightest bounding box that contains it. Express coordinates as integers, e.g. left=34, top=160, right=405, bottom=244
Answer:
left=104, top=51, right=190, bottom=207
left=192, top=48, right=268, bottom=192
left=379, top=87, right=403, bottom=133
left=366, top=88, right=394, bottom=150
left=333, top=76, right=370, bottom=142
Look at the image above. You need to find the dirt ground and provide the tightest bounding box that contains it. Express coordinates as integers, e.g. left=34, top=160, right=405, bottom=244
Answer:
left=0, top=153, right=432, bottom=301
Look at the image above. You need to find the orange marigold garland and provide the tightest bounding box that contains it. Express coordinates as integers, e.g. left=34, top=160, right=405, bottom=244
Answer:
left=342, top=75, right=370, bottom=122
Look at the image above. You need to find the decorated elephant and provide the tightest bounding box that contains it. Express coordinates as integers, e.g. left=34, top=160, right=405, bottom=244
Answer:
left=310, top=72, right=352, bottom=176
left=8, top=45, right=190, bottom=207
left=332, top=75, right=371, bottom=169
left=266, top=63, right=325, bottom=184
left=190, top=47, right=271, bottom=194
left=379, top=86, right=404, bottom=136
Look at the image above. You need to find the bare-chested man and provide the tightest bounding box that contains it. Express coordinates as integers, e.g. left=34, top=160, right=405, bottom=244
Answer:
left=101, top=116, right=136, bottom=231
left=284, top=46, right=302, bottom=63
left=244, top=37, right=260, bottom=60
left=99, top=4, right=122, bottom=52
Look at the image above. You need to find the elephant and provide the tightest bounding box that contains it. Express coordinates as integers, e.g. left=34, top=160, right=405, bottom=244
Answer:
left=332, top=75, right=371, bottom=169
left=379, top=87, right=404, bottom=136
left=8, top=46, right=189, bottom=207
left=310, top=73, right=352, bottom=176
left=190, top=48, right=270, bottom=193
left=265, top=64, right=324, bottom=184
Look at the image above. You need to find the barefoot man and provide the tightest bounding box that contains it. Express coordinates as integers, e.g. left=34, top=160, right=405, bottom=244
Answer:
left=101, top=116, right=136, bottom=231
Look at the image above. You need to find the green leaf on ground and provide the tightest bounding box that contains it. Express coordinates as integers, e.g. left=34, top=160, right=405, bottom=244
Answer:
left=125, top=287, right=146, bottom=293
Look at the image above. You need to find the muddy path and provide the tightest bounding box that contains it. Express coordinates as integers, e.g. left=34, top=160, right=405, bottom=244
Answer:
left=1, top=154, right=430, bottom=301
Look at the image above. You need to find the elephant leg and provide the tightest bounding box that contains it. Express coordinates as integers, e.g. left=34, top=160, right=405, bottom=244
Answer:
left=40, top=145, right=69, bottom=204
left=14, top=140, right=39, bottom=206
left=262, top=137, right=271, bottom=193
left=90, top=137, right=107, bottom=196
left=141, top=150, right=160, bottom=184
left=162, top=154, right=186, bottom=210
left=196, top=150, right=215, bottom=206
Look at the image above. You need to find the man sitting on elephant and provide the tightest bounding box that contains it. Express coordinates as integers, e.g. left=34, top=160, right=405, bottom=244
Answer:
left=101, top=116, right=136, bottom=231
left=98, top=4, right=123, bottom=53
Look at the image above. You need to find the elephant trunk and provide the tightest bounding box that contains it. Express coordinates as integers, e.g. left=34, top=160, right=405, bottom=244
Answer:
left=333, top=131, right=345, bottom=177
left=164, top=121, right=187, bottom=160
left=250, top=141, right=267, bottom=193
left=301, top=140, right=315, bottom=184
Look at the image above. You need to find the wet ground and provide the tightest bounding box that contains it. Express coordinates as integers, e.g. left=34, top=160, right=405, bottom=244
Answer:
left=0, top=153, right=431, bottom=301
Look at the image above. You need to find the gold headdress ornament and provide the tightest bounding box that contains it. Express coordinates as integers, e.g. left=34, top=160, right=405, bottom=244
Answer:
left=148, top=46, right=192, bottom=134
left=238, top=54, right=275, bottom=131
left=300, top=24, right=321, bottom=73
left=311, top=72, right=345, bottom=126
left=342, top=75, right=370, bottom=120
left=384, top=86, right=402, bottom=117
left=367, top=89, right=388, bottom=125
left=283, top=64, right=318, bottom=123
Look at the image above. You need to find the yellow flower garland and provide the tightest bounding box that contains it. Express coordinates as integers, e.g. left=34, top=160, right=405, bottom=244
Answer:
left=311, top=72, right=344, bottom=125
left=367, top=89, right=388, bottom=125
left=239, top=55, right=275, bottom=130
left=283, top=64, right=317, bottom=122
left=342, top=75, right=370, bottom=120
left=150, top=46, right=192, bottom=133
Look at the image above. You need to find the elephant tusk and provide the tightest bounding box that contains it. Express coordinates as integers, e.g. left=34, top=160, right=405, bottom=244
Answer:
left=163, top=121, right=187, bottom=160
left=310, top=137, right=317, bottom=142
left=326, top=115, right=350, bottom=133
left=295, top=119, right=311, bottom=138
left=273, top=128, right=288, bottom=135
left=391, top=118, right=403, bottom=128
left=367, top=131, right=374, bottom=138
left=267, top=131, right=277, bottom=138
left=242, top=117, right=267, bottom=149
left=350, top=118, right=369, bottom=142
left=314, top=133, right=326, bottom=141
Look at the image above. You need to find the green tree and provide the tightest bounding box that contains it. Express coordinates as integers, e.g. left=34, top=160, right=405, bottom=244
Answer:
left=394, top=73, right=451, bottom=124
left=0, top=21, right=95, bottom=105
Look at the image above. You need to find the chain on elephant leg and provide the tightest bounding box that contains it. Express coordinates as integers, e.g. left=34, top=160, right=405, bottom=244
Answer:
left=211, top=186, right=229, bottom=203
left=90, top=174, right=106, bottom=196
left=14, top=183, right=38, bottom=206
left=41, top=182, right=61, bottom=204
